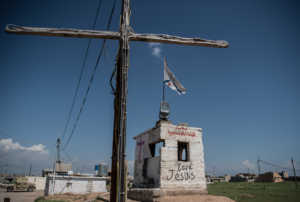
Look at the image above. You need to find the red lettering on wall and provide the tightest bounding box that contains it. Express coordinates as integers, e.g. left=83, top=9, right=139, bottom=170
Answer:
left=168, top=129, right=196, bottom=137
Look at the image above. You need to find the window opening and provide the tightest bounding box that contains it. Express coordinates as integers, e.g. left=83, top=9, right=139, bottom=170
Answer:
left=178, top=142, right=189, bottom=161
left=149, top=140, right=165, bottom=157
left=149, top=144, right=155, bottom=157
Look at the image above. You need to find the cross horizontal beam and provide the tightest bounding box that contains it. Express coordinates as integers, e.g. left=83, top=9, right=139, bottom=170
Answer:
left=5, top=24, right=229, bottom=48
left=130, top=32, right=228, bottom=48
left=5, top=24, right=120, bottom=40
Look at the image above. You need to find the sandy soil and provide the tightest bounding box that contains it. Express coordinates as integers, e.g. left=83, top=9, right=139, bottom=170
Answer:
left=44, top=192, right=234, bottom=202
left=0, top=188, right=44, bottom=202
left=44, top=192, right=138, bottom=202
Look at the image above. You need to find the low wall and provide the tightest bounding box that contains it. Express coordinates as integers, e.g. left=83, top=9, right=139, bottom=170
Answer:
left=26, top=176, right=46, bottom=190
left=45, top=175, right=107, bottom=195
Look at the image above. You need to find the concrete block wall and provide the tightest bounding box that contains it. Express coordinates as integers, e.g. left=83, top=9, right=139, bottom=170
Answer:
left=160, top=123, right=206, bottom=190
left=133, top=121, right=207, bottom=191
left=45, top=175, right=107, bottom=195
left=26, top=176, right=46, bottom=190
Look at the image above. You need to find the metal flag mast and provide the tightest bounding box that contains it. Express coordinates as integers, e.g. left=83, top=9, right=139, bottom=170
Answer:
left=162, top=77, right=166, bottom=103
left=160, top=57, right=170, bottom=121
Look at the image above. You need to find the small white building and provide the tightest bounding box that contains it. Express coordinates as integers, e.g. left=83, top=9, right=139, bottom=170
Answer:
left=26, top=176, right=46, bottom=190
left=45, top=175, right=107, bottom=195
left=128, top=121, right=207, bottom=201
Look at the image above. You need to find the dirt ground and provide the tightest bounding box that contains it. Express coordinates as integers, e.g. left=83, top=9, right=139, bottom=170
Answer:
left=43, top=192, right=234, bottom=202
left=0, top=188, right=44, bottom=202
left=44, top=192, right=138, bottom=202
left=0, top=188, right=234, bottom=202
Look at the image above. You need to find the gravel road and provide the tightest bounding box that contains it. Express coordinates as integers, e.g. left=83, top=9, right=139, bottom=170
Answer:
left=0, top=188, right=43, bottom=202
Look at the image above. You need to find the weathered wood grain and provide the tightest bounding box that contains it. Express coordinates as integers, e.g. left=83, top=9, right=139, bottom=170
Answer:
left=129, top=32, right=229, bottom=48
left=5, top=24, right=229, bottom=48
left=5, top=24, right=120, bottom=40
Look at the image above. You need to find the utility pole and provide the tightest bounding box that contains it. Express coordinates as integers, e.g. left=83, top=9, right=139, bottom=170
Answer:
left=56, top=138, right=61, bottom=163
left=291, top=157, right=298, bottom=189
left=257, top=157, right=261, bottom=175
left=5, top=1, right=228, bottom=201
left=110, top=1, right=130, bottom=201
left=28, top=164, right=32, bottom=176
left=213, top=166, right=216, bottom=177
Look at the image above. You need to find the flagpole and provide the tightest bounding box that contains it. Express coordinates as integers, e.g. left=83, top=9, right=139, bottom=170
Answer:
left=162, top=56, right=166, bottom=103
left=162, top=81, right=166, bottom=102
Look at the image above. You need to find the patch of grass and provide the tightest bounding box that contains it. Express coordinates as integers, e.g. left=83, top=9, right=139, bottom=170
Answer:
left=34, top=196, right=66, bottom=202
left=208, top=182, right=300, bottom=202
left=94, top=195, right=109, bottom=202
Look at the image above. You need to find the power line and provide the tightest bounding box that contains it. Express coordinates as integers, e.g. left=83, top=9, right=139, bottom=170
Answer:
left=259, top=159, right=300, bottom=172
left=61, top=0, right=103, bottom=141
left=62, top=0, right=118, bottom=151
left=62, top=150, right=73, bottom=163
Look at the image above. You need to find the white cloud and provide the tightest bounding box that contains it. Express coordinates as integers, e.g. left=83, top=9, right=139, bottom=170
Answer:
left=153, top=47, right=161, bottom=57
left=27, top=144, right=48, bottom=153
left=0, top=138, right=48, bottom=154
left=0, top=138, right=51, bottom=175
left=242, top=160, right=255, bottom=171
left=148, top=43, right=162, bottom=58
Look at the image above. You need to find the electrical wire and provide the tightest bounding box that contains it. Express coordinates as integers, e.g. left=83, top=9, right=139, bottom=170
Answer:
left=259, top=159, right=300, bottom=172
left=62, top=150, right=73, bottom=163
left=109, top=62, right=117, bottom=94
left=61, top=0, right=103, bottom=141
left=62, top=0, right=118, bottom=151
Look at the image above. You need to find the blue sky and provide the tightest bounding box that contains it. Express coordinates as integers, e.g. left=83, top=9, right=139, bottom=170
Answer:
left=0, top=0, right=299, bottom=175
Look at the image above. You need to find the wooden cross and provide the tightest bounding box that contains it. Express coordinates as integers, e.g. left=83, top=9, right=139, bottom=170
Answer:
left=5, top=0, right=228, bottom=201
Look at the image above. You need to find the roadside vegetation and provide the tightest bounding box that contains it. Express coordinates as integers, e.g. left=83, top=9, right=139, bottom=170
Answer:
left=34, top=182, right=299, bottom=202
left=35, top=196, right=66, bottom=202
left=208, top=181, right=300, bottom=202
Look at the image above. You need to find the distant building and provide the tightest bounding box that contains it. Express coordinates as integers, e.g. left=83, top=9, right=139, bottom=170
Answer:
left=55, top=162, right=72, bottom=174
left=26, top=176, right=46, bottom=190
left=279, top=171, right=288, bottom=179
left=256, top=172, right=283, bottom=183
left=205, top=175, right=231, bottom=183
left=230, top=175, right=247, bottom=182
left=42, top=169, right=53, bottom=177
left=95, top=163, right=108, bottom=177
left=230, top=173, right=256, bottom=182
left=42, top=163, right=72, bottom=177
left=209, top=176, right=225, bottom=183
left=224, top=174, right=231, bottom=182
left=205, top=175, right=212, bottom=184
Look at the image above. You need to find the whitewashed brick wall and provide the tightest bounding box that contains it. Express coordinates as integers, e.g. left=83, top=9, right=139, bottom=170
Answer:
left=45, top=175, right=107, bottom=195
left=26, top=176, right=46, bottom=190
left=133, top=122, right=207, bottom=191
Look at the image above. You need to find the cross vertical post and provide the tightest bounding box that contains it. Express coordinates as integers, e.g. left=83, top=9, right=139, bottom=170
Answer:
left=110, top=0, right=131, bottom=202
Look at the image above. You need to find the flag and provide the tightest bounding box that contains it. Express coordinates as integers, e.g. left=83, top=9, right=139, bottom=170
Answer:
left=164, top=57, right=186, bottom=95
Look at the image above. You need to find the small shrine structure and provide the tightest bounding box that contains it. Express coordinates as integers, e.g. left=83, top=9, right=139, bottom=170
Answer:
left=128, top=120, right=207, bottom=201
